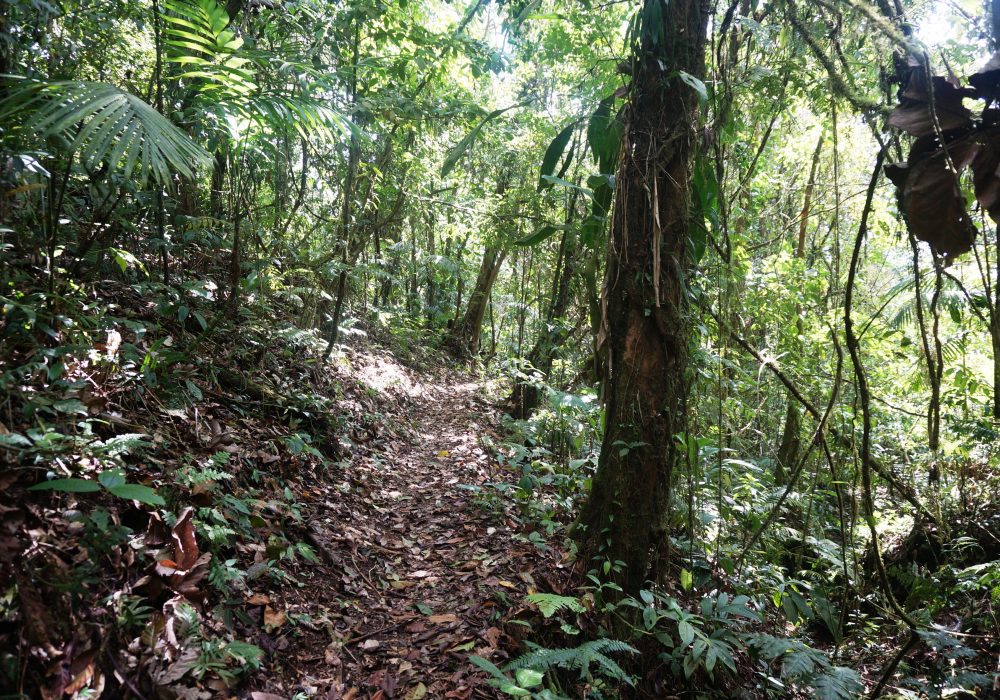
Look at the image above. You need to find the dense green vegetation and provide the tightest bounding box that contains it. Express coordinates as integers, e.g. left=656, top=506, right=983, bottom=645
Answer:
left=3, top=0, right=1000, bottom=697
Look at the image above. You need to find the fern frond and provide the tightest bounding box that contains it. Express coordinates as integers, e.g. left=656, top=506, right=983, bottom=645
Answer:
left=526, top=593, right=585, bottom=619
left=505, top=639, right=637, bottom=685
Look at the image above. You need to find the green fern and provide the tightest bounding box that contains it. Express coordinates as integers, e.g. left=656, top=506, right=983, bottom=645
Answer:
left=749, top=633, right=863, bottom=696
left=526, top=593, right=585, bottom=619
left=95, top=433, right=151, bottom=458
left=505, top=639, right=637, bottom=686
left=748, top=633, right=829, bottom=679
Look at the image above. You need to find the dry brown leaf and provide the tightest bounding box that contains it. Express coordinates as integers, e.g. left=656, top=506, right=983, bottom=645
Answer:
left=246, top=593, right=270, bottom=605
left=324, top=642, right=343, bottom=666
left=264, top=606, right=287, bottom=629
left=482, top=627, right=501, bottom=648
left=63, top=648, right=99, bottom=695
left=427, top=613, right=457, bottom=624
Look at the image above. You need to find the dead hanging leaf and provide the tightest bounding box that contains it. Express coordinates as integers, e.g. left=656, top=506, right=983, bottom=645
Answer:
left=969, top=53, right=1000, bottom=102
left=153, top=507, right=211, bottom=601
left=890, top=66, right=974, bottom=137
left=144, top=512, right=170, bottom=547
left=886, top=136, right=979, bottom=259
left=886, top=57, right=1000, bottom=260
left=971, top=138, right=1000, bottom=220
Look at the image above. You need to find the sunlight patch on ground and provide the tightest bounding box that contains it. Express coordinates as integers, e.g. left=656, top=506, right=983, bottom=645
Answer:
left=352, top=353, right=424, bottom=397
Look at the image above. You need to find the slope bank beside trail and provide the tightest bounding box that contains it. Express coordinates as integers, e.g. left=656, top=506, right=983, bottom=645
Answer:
left=0, top=316, right=565, bottom=700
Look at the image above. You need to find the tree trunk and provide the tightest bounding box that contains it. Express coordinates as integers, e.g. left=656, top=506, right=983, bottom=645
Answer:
left=448, top=246, right=506, bottom=358
left=574, top=0, right=707, bottom=594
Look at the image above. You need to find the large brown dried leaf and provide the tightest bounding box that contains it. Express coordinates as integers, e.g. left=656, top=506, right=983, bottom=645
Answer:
left=887, top=138, right=979, bottom=259
left=172, top=507, right=199, bottom=570
left=890, top=69, right=973, bottom=138
left=153, top=507, right=211, bottom=601
left=971, top=137, right=1000, bottom=221
left=969, top=53, right=1000, bottom=102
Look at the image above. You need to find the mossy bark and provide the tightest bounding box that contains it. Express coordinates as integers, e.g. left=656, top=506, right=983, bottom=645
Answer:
left=574, top=0, right=707, bottom=594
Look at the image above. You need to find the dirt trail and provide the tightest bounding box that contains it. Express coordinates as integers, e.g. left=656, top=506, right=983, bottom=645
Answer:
left=257, top=360, right=561, bottom=699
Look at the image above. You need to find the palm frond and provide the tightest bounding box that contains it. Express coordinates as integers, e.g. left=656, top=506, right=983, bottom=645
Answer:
left=164, top=0, right=258, bottom=97
left=0, top=79, right=211, bottom=185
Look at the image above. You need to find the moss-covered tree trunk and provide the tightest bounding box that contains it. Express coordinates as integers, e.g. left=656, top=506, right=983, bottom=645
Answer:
left=574, top=0, right=707, bottom=594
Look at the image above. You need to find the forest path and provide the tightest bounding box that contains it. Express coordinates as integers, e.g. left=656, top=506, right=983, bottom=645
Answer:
left=261, top=359, right=557, bottom=699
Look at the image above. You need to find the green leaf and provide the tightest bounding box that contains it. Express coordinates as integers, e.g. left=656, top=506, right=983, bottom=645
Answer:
left=678, top=619, right=695, bottom=647
left=98, top=470, right=126, bottom=489
left=0, top=79, right=211, bottom=185
left=515, top=225, right=560, bottom=247
left=587, top=97, right=623, bottom=173
left=28, top=478, right=101, bottom=493
left=812, top=666, right=863, bottom=700
left=106, top=483, right=166, bottom=506
left=677, top=70, right=708, bottom=107
left=680, top=568, right=693, bottom=591
left=538, top=122, right=575, bottom=191
left=53, top=399, right=88, bottom=415
left=642, top=605, right=657, bottom=630
left=469, top=654, right=507, bottom=681
left=498, top=682, right=531, bottom=697
left=526, top=593, right=584, bottom=618
left=514, top=668, right=543, bottom=689
left=441, top=105, right=519, bottom=178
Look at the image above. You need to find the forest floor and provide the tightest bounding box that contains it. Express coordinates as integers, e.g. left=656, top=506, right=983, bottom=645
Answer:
left=246, top=353, right=568, bottom=699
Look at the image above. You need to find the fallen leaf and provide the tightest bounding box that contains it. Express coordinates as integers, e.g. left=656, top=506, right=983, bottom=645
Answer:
left=247, top=593, right=270, bottom=605
left=264, top=606, right=286, bottom=629
left=251, top=693, right=286, bottom=700
left=362, top=638, right=380, bottom=651
left=406, top=683, right=428, bottom=700
left=427, top=613, right=457, bottom=624
left=482, top=627, right=501, bottom=647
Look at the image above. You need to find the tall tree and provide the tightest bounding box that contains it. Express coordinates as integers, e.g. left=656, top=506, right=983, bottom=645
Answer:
left=574, top=0, right=708, bottom=593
